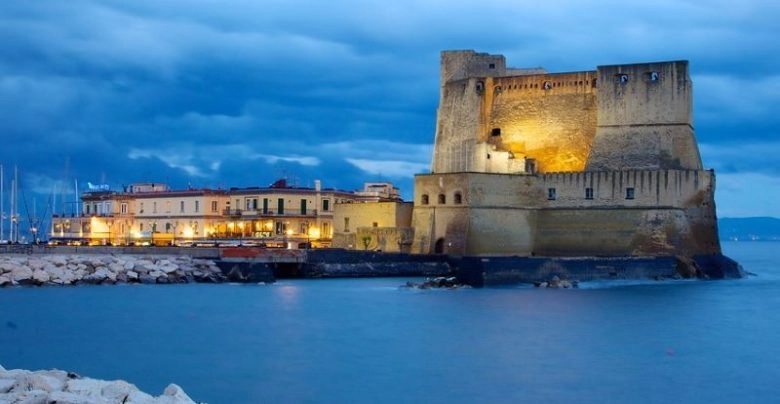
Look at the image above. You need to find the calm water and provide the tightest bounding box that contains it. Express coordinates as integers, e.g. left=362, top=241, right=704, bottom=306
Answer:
left=1, top=241, right=779, bottom=403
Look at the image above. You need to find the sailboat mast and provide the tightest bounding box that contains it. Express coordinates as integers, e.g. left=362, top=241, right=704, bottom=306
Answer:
left=10, top=166, right=16, bottom=242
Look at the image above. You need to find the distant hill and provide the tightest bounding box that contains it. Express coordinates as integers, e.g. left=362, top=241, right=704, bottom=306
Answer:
left=718, top=217, right=780, bottom=241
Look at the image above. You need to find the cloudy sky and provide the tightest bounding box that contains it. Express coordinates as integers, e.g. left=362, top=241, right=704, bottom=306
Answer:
left=1, top=0, right=778, bottom=223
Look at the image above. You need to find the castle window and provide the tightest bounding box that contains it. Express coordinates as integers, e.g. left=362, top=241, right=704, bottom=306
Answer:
left=585, top=188, right=594, bottom=200
left=491, top=128, right=501, bottom=137
left=494, top=85, right=502, bottom=93
left=647, top=71, right=660, bottom=82
left=421, top=194, right=429, bottom=205
left=372, top=222, right=378, bottom=227
left=543, top=81, right=552, bottom=90
left=438, top=194, right=446, bottom=204
left=489, top=63, right=495, bottom=69
left=547, top=188, right=556, bottom=200
left=626, top=187, right=635, bottom=200
left=617, top=74, right=629, bottom=84
left=592, top=78, right=597, bottom=87
left=475, top=81, right=485, bottom=94
left=454, top=192, right=462, bottom=205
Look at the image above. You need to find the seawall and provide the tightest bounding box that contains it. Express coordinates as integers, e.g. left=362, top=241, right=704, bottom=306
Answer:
left=0, top=246, right=743, bottom=287
left=454, top=253, right=744, bottom=287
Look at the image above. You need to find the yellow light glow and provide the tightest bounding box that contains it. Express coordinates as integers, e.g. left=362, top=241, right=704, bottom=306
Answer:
left=308, top=227, right=321, bottom=239
left=286, top=229, right=293, bottom=236
left=182, top=227, right=194, bottom=238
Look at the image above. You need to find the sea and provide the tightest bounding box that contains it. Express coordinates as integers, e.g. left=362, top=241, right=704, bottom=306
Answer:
left=1, top=241, right=778, bottom=403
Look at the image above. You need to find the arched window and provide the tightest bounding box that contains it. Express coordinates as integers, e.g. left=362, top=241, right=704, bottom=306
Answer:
left=438, top=194, right=446, bottom=204
left=454, top=192, right=463, bottom=205
left=421, top=194, right=429, bottom=205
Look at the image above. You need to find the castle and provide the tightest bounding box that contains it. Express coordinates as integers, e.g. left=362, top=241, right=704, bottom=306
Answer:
left=411, top=50, right=721, bottom=260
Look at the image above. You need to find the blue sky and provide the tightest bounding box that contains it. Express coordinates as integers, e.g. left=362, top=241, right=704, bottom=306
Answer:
left=1, top=0, right=778, bottom=220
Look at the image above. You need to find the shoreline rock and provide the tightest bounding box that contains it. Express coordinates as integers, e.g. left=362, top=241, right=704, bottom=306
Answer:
left=0, top=254, right=226, bottom=287
left=402, top=276, right=470, bottom=289
left=0, top=363, right=199, bottom=403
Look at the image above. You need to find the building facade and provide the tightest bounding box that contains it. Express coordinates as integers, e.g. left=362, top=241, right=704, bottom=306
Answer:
left=50, top=179, right=387, bottom=247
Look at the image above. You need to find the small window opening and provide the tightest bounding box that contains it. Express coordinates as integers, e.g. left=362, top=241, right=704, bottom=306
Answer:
left=543, top=81, right=552, bottom=90
left=617, top=74, right=629, bottom=84
left=421, top=194, right=429, bottom=205
left=585, top=188, right=594, bottom=200
left=491, top=128, right=501, bottom=137
left=626, top=187, right=635, bottom=200
left=488, top=63, right=496, bottom=69
left=547, top=188, right=557, bottom=200
left=454, top=192, right=463, bottom=205
left=438, top=194, right=446, bottom=204
left=648, top=71, right=659, bottom=82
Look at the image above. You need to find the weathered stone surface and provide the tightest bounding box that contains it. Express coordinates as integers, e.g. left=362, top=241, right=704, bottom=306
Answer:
left=10, top=266, right=33, bottom=282
left=100, top=379, right=139, bottom=402
left=0, top=255, right=225, bottom=287
left=0, top=378, right=14, bottom=393
left=47, top=390, right=102, bottom=404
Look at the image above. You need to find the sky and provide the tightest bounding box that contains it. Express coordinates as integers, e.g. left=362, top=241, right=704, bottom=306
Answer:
left=1, top=0, right=779, bottom=223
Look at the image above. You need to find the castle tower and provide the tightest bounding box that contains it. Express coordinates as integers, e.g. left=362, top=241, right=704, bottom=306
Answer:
left=431, top=51, right=506, bottom=174
left=586, top=61, right=703, bottom=171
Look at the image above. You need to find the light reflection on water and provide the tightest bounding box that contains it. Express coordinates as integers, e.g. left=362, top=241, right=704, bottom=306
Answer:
left=0, top=241, right=776, bottom=403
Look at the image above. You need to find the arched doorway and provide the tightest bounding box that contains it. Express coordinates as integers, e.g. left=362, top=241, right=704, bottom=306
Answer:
left=434, top=238, right=445, bottom=254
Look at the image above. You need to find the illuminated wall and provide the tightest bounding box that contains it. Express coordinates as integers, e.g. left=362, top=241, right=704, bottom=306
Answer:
left=488, top=73, right=597, bottom=173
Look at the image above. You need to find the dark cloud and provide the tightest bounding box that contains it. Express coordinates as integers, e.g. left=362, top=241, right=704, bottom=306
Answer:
left=0, top=0, right=778, bottom=224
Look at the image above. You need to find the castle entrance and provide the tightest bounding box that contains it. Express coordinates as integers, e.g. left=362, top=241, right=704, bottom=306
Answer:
left=434, top=238, right=445, bottom=254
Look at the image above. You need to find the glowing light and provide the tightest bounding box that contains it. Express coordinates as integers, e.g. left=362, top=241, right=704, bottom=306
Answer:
left=182, top=227, right=194, bottom=238
left=308, top=227, right=321, bottom=239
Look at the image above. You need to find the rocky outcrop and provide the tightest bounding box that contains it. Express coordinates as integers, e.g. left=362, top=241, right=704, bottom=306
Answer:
left=533, top=275, right=578, bottom=289
left=402, top=276, right=470, bottom=289
left=0, top=363, right=198, bottom=403
left=0, top=255, right=225, bottom=287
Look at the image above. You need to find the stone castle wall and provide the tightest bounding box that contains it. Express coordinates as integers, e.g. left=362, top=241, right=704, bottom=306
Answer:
left=488, top=72, right=598, bottom=173
left=411, top=170, right=720, bottom=257
left=586, top=61, right=702, bottom=171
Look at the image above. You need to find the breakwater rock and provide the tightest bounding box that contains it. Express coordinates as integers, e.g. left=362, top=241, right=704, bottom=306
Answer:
left=0, top=363, right=197, bottom=403
left=0, top=254, right=226, bottom=286
left=402, top=276, right=470, bottom=289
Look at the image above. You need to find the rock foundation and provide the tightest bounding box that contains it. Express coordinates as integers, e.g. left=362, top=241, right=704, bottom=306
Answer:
left=0, top=254, right=225, bottom=287
left=0, top=363, right=198, bottom=403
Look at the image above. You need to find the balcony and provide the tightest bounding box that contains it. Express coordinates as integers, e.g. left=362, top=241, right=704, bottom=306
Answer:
left=224, top=209, right=322, bottom=218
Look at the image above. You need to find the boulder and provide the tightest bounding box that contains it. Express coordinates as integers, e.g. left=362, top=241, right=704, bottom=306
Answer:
left=31, top=269, right=51, bottom=285
left=100, top=380, right=139, bottom=402
left=65, top=378, right=108, bottom=398
left=6, top=389, right=49, bottom=403
left=126, top=271, right=139, bottom=281
left=13, top=372, right=65, bottom=393
left=10, top=266, right=33, bottom=283
left=161, top=383, right=196, bottom=403
left=0, top=378, right=14, bottom=393
left=125, top=390, right=158, bottom=404
left=47, top=390, right=102, bottom=404
left=139, top=274, right=157, bottom=284
left=0, top=275, right=11, bottom=287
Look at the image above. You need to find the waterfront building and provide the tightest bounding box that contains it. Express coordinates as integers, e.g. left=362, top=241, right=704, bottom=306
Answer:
left=50, top=179, right=398, bottom=248
left=221, top=179, right=359, bottom=247
left=51, top=184, right=229, bottom=246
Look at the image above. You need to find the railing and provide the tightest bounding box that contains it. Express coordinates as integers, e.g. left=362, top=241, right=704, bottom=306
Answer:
left=222, top=209, right=323, bottom=217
